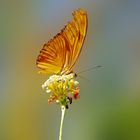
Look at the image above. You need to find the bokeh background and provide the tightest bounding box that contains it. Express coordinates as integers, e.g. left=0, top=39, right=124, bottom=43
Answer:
left=1, top=0, right=140, bottom=140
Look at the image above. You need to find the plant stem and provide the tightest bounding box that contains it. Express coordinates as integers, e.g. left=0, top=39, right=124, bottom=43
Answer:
left=59, top=105, right=66, bottom=140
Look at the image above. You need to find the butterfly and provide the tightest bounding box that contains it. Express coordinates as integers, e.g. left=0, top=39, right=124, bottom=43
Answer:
left=36, top=8, right=88, bottom=75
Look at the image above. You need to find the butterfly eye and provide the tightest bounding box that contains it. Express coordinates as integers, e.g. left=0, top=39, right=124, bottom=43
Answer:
left=74, top=73, right=77, bottom=78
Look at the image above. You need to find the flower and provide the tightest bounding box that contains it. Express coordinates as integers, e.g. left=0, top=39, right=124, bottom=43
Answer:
left=42, top=73, right=80, bottom=109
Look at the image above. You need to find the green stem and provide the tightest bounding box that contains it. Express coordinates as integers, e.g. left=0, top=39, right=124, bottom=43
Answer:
left=59, top=106, right=66, bottom=140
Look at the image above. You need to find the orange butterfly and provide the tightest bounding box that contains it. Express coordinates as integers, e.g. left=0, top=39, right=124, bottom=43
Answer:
left=36, top=9, right=88, bottom=75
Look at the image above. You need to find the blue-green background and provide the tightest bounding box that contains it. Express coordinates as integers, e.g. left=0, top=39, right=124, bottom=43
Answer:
left=1, top=0, right=140, bottom=140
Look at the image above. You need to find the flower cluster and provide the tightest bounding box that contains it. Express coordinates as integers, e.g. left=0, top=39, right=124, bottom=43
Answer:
left=42, top=73, right=80, bottom=109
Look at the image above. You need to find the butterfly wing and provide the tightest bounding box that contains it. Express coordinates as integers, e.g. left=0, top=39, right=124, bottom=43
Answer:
left=36, top=8, right=88, bottom=74
left=61, top=9, right=88, bottom=74
left=36, top=35, right=67, bottom=74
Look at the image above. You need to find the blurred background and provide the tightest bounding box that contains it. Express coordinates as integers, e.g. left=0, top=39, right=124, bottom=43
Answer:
left=0, top=0, right=140, bottom=140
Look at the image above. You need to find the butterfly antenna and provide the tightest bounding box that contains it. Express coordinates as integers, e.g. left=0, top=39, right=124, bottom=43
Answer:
left=78, top=74, right=90, bottom=83
left=77, top=65, right=103, bottom=74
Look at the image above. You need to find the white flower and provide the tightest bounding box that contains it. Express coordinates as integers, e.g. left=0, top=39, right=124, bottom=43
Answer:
left=41, top=73, right=80, bottom=108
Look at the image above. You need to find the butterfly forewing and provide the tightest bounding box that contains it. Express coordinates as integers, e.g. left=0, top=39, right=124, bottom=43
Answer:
left=36, top=8, right=88, bottom=75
